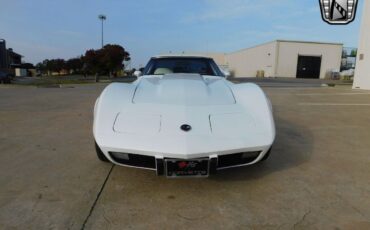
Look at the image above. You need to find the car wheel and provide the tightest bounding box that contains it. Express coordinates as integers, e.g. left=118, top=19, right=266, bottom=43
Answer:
left=260, top=148, right=272, bottom=162
left=95, top=141, right=109, bottom=162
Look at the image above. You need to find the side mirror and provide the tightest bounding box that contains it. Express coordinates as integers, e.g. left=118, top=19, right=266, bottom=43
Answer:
left=223, top=70, right=231, bottom=79
left=134, top=70, right=142, bottom=77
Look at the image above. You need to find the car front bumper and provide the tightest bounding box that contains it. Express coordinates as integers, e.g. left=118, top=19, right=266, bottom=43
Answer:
left=101, top=146, right=272, bottom=176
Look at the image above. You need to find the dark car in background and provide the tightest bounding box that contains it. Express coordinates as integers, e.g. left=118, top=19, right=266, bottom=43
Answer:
left=0, top=71, right=12, bottom=84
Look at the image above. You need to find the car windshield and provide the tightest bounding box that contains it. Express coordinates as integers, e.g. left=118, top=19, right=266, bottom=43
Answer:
left=143, top=57, right=224, bottom=77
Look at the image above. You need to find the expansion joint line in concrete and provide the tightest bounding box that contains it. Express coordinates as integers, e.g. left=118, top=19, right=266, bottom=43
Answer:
left=81, top=164, right=115, bottom=230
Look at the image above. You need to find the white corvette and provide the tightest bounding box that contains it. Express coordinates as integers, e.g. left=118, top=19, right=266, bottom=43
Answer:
left=93, top=56, right=275, bottom=177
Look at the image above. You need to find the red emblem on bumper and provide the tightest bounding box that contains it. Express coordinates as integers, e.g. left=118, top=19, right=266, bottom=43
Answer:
left=178, top=161, right=189, bottom=169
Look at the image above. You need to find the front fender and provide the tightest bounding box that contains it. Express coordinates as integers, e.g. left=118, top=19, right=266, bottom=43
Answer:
left=93, top=83, right=137, bottom=146
left=231, top=83, right=276, bottom=145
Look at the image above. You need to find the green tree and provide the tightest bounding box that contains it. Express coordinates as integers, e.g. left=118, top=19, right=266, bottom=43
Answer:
left=36, top=62, right=47, bottom=76
left=100, top=44, right=130, bottom=78
left=52, top=59, right=66, bottom=74
left=44, top=59, right=53, bottom=75
left=83, top=44, right=131, bottom=81
left=41, top=59, right=66, bottom=75
left=83, top=49, right=104, bottom=82
left=65, top=57, right=83, bottom=74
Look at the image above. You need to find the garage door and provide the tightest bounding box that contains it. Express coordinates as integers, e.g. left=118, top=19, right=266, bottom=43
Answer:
left=296, top=55, right=322, bottom=79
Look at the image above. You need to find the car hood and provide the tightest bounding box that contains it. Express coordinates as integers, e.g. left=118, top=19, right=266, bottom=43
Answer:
left=132, top=74, right=235, bottom=106
left=94, top=79, right=275, bottom=156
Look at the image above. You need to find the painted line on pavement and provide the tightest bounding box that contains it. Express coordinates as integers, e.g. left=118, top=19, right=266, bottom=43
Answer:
left=298, top=93, right=370, bottom=96
left=299, top=103, right=370, bottom=106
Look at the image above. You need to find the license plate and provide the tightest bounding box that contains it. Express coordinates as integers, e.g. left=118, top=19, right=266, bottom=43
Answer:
left=165, top=159, right=209, bottom=177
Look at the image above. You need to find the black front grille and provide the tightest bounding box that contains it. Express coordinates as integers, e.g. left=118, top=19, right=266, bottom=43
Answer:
left=109, top=152, right=156, bottom=169
left=218, top=152, right=260, bottom=168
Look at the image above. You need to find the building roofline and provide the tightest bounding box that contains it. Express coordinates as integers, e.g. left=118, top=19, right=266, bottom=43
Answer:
left=229, top=39, right=343, bottom=54
left=229, top=41, right=277, bottom=54
left=8, top=49, right=23, bottom=58
left=276, top=39, right=343, bottom=46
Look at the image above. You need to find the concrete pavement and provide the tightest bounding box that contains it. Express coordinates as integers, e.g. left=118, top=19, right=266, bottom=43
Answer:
left=1, top=82, right=370, bottom=229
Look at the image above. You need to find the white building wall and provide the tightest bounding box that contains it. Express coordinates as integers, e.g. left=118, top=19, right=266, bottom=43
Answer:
left=353, top=0, right=370, bottom=90
left=161, top=40, right=343, bottom=79
left=226, top=42, right=277, bottom=77
left=276, top=41, right=342, bottom=79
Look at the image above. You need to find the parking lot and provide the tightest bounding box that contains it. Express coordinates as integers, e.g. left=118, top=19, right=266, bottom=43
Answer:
left=1, top=81, right=370, bottom=229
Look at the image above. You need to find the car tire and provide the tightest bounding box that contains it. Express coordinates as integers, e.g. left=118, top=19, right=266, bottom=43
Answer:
left=260, top=148, right=272, bottom=162
left=95, top=141, right=110, bottom=162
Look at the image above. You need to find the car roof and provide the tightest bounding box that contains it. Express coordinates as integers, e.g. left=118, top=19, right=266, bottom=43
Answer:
left=152, top=55, right=212, bottom=59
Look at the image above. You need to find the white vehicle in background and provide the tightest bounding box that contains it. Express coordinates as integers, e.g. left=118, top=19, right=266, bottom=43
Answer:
left=93, top=56, right=275, bottom=177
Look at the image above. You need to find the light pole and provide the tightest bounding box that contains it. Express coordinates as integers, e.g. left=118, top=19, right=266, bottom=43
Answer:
left=98, top=14, right=107, bottom=48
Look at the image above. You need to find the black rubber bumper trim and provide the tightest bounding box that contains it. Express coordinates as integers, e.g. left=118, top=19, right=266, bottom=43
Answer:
left=156, top=158, right=164, bottom=176
left=209, top=157, right=218, bottom=175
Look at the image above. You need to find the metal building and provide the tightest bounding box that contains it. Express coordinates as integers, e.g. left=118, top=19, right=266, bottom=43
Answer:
left=226, top=40, right=343, bottom=78
left=191, top=40, right=343, bottom=79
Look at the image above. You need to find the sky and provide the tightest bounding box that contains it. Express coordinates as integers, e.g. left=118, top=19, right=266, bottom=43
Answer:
left=0, top=0, right=364, bottom=68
